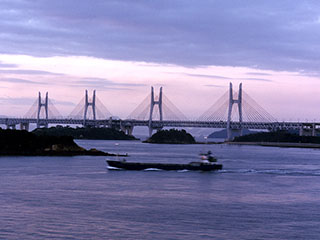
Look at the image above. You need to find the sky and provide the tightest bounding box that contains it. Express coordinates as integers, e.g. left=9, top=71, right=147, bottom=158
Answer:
left=1, top=0, right=320, bottom=121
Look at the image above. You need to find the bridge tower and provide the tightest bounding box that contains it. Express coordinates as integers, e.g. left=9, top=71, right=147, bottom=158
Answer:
left=83, top=90, right=96, bottom=126
left=227, top=83, right=243, bottom=141
left=148, top=86, right=163, bottom=137
left=37, top=92, right=48, bottom=128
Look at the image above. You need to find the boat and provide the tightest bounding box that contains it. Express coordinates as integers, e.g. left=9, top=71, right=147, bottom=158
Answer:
left=106, top=151, right=222, bottom=171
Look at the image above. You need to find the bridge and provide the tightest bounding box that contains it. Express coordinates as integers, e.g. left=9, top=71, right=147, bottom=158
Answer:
left=1, top=83, right=319, bottom=140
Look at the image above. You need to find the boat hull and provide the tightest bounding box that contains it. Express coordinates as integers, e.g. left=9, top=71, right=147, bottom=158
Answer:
left=107, top=160, right=222, bottom=171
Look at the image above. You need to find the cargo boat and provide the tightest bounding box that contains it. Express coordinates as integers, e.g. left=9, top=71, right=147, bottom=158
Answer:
left=107, top=160, right=222, bottom=172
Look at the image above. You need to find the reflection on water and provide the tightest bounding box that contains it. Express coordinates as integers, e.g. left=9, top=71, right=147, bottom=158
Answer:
left=0, top=140, right=320, bottom=240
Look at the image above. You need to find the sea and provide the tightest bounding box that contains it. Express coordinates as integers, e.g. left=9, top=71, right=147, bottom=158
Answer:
left=1, top=140, right=320, bottom=240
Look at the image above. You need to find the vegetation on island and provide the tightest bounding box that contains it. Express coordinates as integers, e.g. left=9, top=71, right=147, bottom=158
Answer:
left=233, top=130, right=320, bottom=144
left=208, top=129, right=256, bottom=138
left=32, top=126, right=137, bottom=140
left=144, top=129, right=196, bottom=144
left=0, top=129, right=120, bottom=156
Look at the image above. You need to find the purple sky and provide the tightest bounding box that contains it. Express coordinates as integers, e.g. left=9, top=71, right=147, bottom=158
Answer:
left=0, top=0, right=320, bottom=120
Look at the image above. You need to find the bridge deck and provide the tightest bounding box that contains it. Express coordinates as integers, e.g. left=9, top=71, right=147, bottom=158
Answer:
left=1, top=118, right=318, bottom=131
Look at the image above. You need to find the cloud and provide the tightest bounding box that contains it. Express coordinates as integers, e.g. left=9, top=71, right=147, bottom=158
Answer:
left=180, top=73, right=271, bottom=82
left=183, top=73, right=232, bottom=80
left=204, top=84, right=225, bottom=88
left=1, top=0, right=320, bottom=74
left=0, top=69, right=64, bottom=75
left=70, top=77, right=147, bottom=90
left=48, top=99, right=75, bottom=106
left=0, top=61, right=18, bottom=68
left=0, top=97, right=36, bottom=105
left=246, top=72, right=273, bottom=76
left=237, top=77, right=272, bottom=82
left=0, top=77, right=47, bottom=84
left=0, top=96, right=75, bottom=107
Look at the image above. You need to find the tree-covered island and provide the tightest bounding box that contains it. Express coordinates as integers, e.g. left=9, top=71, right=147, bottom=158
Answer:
left=233, top=130, right=320, bottom=143
left=231, top=130, right=320, bottom=148
left=144, top=129, right=196, bottom=144
left=32, top=126, right=137, bottom=140
left=0, top=129, right=125, bottom=156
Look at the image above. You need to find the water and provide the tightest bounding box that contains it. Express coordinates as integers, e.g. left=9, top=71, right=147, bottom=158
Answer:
left=1, top=140, right=320, bottom=240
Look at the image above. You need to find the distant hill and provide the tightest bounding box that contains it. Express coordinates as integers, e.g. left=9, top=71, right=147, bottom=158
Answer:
left=208, top=129, right=258, bottom=139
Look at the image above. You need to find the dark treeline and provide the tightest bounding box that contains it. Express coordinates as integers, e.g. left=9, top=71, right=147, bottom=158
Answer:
left=233, top=130, right=320, bottom=144
left=0, top=129, right=76, bottom=155
left=0, top=129, right=113, bottom=156
left=144, top=129, right=196, bottom=144
left=32, top=126, right=137, bottom=140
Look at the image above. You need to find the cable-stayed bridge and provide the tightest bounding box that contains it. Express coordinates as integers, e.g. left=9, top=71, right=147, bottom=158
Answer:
left=1, top=83, right=319, bottom=140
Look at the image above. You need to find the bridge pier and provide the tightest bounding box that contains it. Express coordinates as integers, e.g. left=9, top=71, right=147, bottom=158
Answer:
left=148, top=127, right=153, bottom=138
left=108, top=117, right=113, bottom=128
left=6, top=124, right=16, bottom=130
left=121, top=125, right=134, bottom=136
left=149, top=124, right=163, bottom=137
left=37, top=120, right=48, bottom=128
left=299, top=123, right=317, bottom=137
left=120, top=121, right=134, bottom=136
left=20, top=123, right=29, bottom=131
left=227, top=128, right=243, bottom=141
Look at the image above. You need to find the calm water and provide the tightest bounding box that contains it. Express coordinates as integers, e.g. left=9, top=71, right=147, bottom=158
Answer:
left=1, top=140, right=320, bottom=240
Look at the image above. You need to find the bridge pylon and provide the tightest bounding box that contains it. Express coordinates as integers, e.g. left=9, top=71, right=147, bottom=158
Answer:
left=37, top=92, right=48, bottom=128
left=227, top=83, right=243, bottom=141
left=83, top=90, right=96, bottom=126
left=148, top=86, right=163, bottom=137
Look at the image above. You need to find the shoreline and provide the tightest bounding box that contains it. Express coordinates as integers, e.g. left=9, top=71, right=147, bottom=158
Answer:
left=227, top=141, right=320, bottom=149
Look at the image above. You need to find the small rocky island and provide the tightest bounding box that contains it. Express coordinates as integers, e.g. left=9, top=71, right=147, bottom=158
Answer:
left=144, top=129, right=196, bottom=144
left=0, top=129, right=121, bottom=156
left=32, top=126, right=137, bottom=140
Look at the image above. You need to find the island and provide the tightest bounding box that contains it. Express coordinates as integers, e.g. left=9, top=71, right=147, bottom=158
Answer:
left=144, top=129, right=196, bottom=144
left=0, top=129, right=124, bottom=156
left=208, top=129, right=256, bottom=138
left=32, top=126, right=137, bottom=140
left=230, top=130, right=320, bottom=148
